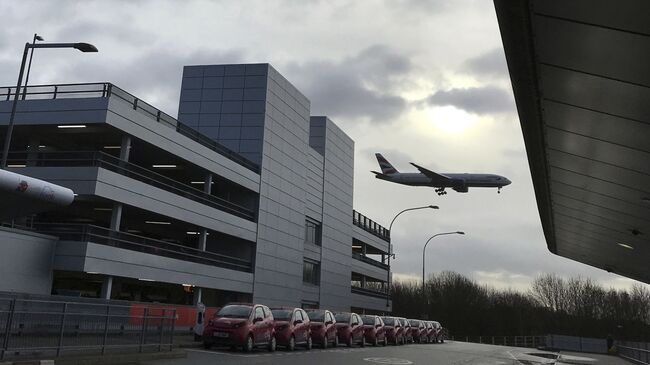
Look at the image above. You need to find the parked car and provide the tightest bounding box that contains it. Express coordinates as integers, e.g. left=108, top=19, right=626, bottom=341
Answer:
left=271, top=307, right=312, bottom=351
left=334, top=312, right=365, bottom=347
left=305, top=309, right=339, bottom=348
left=431, top=321, right=444, bottom=343
left=203, top=303, right=276, bottom=352
left=361, top=315, right=387, bottom=346
left=423, top=321, right=436, bottom=343
left=408, top=319, right=427, bottom=343
left=381, top=316, right=405, bottom=345
left=399, top=317, right=413, bottom=343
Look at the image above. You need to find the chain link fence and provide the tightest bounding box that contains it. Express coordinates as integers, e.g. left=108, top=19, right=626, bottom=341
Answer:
left=0, top=298, right=176, bottom=361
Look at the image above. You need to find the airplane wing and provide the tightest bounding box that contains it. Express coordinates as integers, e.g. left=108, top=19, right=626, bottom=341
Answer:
left=410, top=163, right=452, bottom=184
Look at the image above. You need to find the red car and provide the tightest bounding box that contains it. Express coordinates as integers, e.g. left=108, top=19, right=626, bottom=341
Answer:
left=305, top=309, right=338, bottom=348
left=399, top=317, right=413, bottom=343
left=361, top=315, right=387, bottom=346
left=381, top=316, right=405, bottom=345
left=424, top=321, right=436, bottom=343
left=334, top=312, right=365, bottom=347
left=431, top=321, right=444, bottom=343
left=271, top=307, right=312, bottom=351
left=408, top=319, right=428, bottom=343
left=203, top=303, right=276, bottom=352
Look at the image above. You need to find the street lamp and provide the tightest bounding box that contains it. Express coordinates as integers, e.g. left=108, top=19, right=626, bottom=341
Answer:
left=21, top=33, right=44, bottom=100
left=386, top=204, right=439, bottom=308
left=1, top=40, right=98, bottom=168
left=422, top=231, right=465, bottom=294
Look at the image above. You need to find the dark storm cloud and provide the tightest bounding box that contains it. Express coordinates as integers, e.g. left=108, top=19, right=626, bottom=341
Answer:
left=287, top=45, right=411, bottom=123
left=426, top=85, right=514, bottom=115
left=463, top=47, right=509, bottom=78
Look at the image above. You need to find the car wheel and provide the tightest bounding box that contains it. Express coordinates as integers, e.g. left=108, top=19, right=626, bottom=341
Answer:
left=268, top=335, right=276, bottom=352
left=383, top=337, right=387, bottom=346
left=360, top=337, right=366, bottom=347
left=373, top=337, right=378, bottom=346
left=203, top=342, right=212, bottom=350
left=306, top=335, right=312, bottom=350
left=322, top=336, right=329, bottom=349
left=288, top=335, right=295, bottom=351
left=333, top=334, right=339, bottom=347
left=347, top=335, right=353, bottom=347
left=440, top=337, right=445, bottom=343
left=244, top=335, right=254, bottom=352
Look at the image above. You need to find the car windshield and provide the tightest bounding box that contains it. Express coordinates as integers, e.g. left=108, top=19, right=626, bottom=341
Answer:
left=271, top=309, right=292, bottom=321
left=306, top=310, right=325, bottom=321
left=361, top=316, right=375, bottom=325
left=217, top=305, right=252, bottom=318
left=334, top=313, right=350, bottom=322
left=383, top=318, right=394, bottom=326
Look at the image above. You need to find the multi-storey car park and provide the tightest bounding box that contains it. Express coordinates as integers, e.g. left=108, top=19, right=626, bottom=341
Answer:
left=0, top=63, right=392, bottom=314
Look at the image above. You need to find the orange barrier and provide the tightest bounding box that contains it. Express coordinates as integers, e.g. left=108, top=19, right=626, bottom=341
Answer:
left=128, top=303, right=220, bottom=326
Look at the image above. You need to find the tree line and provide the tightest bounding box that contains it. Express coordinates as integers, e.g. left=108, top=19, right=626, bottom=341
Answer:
left=391, top=271, right=650, bottom=341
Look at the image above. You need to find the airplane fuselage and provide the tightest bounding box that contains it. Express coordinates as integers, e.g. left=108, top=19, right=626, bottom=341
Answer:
left=375, top=172, right=510, bottom=189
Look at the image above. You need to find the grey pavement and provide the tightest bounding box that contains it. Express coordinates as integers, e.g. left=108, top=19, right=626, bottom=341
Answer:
left=143, top=341, right=631, bottom=365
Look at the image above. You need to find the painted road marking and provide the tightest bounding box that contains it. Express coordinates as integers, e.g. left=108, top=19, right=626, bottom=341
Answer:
left=363, top=358, right=413, bottom=364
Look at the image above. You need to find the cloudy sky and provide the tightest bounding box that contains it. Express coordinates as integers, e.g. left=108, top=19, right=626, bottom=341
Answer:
left=1, top=0, right=645, bottom=291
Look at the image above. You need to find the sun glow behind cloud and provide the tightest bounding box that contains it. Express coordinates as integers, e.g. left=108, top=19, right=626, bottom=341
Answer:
left=425, top=105, right=479, bottom=134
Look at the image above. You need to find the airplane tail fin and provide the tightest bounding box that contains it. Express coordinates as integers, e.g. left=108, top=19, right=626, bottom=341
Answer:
left=375, top=153, right=399, bottom=175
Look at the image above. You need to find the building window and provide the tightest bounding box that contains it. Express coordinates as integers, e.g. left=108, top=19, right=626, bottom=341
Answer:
left=305, top=218, right=322, bottom=246
left=303, top=260, right=320, bottom=286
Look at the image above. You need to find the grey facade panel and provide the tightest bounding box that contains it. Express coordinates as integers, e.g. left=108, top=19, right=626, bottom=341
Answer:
left=0, top=227, right=57, bottom=295
left=105, top=97, right=260, bottom=192
left=350, top=292, right=392, bottom=312
left=94, top=168, right=258, bottom=241
left=55, top=241, right=253, bottom=293
left=353, top=226, right=390, bottom=254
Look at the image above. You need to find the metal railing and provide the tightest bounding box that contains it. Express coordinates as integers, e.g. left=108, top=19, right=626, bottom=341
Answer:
left=0, top=83, right=260, bottom=173
left=34, top=223, right=253, bottom=272
left=352, top=252, right=389, bottom=270
left=618, top=341, right=650, bottom=364
left=6, top=150, right=256, bottom=221
left=353, top=210, right=390, bottom=242
left=351, top=285, right=389, bottom=299
left=452, top=335, right=546, bottom=348
left=0, top=298, right=176, bottom=360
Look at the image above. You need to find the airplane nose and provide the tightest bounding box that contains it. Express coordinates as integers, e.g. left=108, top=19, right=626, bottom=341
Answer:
left=505, top=178, right=512, bottom=185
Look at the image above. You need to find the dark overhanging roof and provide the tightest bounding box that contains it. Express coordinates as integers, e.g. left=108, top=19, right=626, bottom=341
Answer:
left=494, top=0, right=650, bottom=284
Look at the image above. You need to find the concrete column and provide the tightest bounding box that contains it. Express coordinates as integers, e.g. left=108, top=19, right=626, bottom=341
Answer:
left=119, top=135, right=132, bottom=161
left=193, top=287, right=203, bottom=305
left=361, top=276, right=367, bottom=288
left=110, top=203, right=123, bottom=231
left=100, top=276, right=113, bottom=299
left=26, top=138, right=40, bottom=167
left=203, top=173, right=213, bottom=194
left=362, top=243, right=367, bottom=256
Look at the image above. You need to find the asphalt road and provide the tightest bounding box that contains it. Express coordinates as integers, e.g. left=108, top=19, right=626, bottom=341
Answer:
left=144, top=341, right=628, bottom=365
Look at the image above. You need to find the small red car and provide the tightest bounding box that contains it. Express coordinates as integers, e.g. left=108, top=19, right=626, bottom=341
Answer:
left=271, top=307, right=312, bottom=351
left=334, top=312, right=365, bottom=347
left=305, top=309, right=338, bottom=348
left=381, top=316, right=405, bottom=345
left=408, top=319, right=427, bottom=343
left=432, top=321, right=444, bottom=343
left=424, top=321, right=436, bottom=343
left=203, top=303, right=276, bottom=352
left=361, top=315, right=387, bottom=346
left=399, top=317, right=413, bottom=343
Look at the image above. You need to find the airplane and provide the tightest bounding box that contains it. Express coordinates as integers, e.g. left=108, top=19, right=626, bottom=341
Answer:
left=371, top=153, right=511, bottom=196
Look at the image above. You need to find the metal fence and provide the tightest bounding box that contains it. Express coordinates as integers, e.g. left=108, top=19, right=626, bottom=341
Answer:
left=451, top=335, right=546, bottom=348
left=544, top=334, right=607, bottom=354
left=0, top=298, right=176, bottom=360
left=618, top=341, right=650, bottom=365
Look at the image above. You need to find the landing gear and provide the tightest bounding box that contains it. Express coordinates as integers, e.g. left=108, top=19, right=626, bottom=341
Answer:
left=497, top=187, right=501, bottom=194
left=435, top=187, right=447, bottom=196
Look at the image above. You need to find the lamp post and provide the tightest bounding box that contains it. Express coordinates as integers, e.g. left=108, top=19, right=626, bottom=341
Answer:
left=21, top=33, right=44, bottom=100
left=1, top=40, right=98, bottom=168
left=421, top=231, right=465, bottom=295
left=386, top=204, right=439, bottom=309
